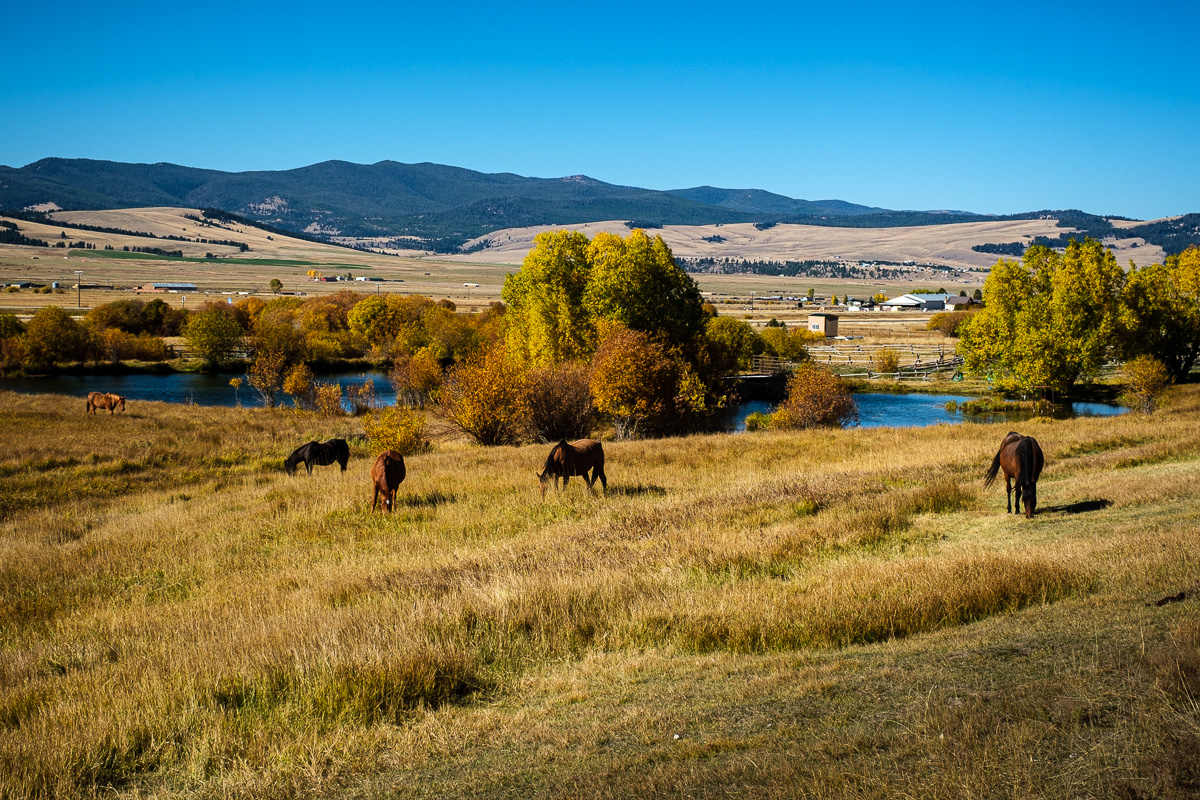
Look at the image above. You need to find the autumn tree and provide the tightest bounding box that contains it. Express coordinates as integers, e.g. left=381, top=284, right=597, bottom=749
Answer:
left=957, top=240, right=1125, bottom=393
left=1118, top=245, right=1200, bottom=381
left=589, top=326, right=681, bottom=439
left=703, top=316, right=761, bottom=373
left=583, top=229, right=704, bottom=348
left=438, top=346, right=529, bottom=446
left=524, top=361, right=595, bottom=442
left=770, top=364, right=859, bottom=430
left=1120, top=355, right=1171, bottom=414
left=247, top=347, right=288, bottom=408
left=501, top=230, right=595, bottom=365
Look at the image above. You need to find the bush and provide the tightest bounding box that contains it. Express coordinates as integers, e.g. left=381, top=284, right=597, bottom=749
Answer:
left=346, top=379, right=377, bottom=414
left=1121, top=355, right=1172, bottom=413
left=524, top=362, right=595, bottom=442
left=98, top=329, right=169, bottom=362
left=926, top=310, right=971, bottom=337
left=363, top=405, right=429, bottom=455
left=744, top=411, right=771, bottom=432
left=314, top=382, right=345, bottom=417
left=589, top=326, right=680, bottom=439
left=874, top=348, right=902, bottom=374
left=439, top=347, right=529, bottom=446
left=389, top=347, right=442, bottom=407
left=284, top=364, right=316, bottom=411
left=770, top=364, right=859, bottom=430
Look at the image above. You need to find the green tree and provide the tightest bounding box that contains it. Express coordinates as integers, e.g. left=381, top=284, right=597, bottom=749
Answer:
left=703, top=316, right=760, bottom=373
left=957, top=240, right=1125, bottom=393
left=183, top=308, right=243, bottom=367
left=269, top=278, right=283, bottom=294
left=1118, top=245, right=1200, bottom=381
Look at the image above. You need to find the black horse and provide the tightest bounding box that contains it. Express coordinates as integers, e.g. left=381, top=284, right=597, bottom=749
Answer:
left=284, top=439, right=350, bottom=476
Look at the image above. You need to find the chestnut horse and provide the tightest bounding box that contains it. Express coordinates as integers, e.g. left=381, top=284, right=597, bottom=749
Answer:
left=537, top=439, right=606, bottom=498
left=86, top=392, right=126, bottom=415
left=284, top=439, right=349, bottom=476
left=371, top=450, right=406, bottom=512
left=984, top=431, right=1045, bottom=517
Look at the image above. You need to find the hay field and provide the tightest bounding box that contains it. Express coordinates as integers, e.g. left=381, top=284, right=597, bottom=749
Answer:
left=442, top=218, right=1166, bottom=271
left=1, top=387, right=1198, bottom=799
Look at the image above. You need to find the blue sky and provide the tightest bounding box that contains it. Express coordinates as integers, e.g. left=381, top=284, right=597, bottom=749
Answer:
left=2, top=1, right=1197, bottom=219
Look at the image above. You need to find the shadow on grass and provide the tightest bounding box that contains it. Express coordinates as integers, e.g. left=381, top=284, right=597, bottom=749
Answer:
left=397, top=490, right=458, bottom=509
left=1039, top=499, right=1112, bottom=515
left=605, top=484, right=668, bottom=498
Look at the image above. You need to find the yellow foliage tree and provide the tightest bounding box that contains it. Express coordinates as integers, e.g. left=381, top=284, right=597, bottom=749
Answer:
left=438, top=346, right=529, bottom=445
left=363, top=405, right=429, bottom=455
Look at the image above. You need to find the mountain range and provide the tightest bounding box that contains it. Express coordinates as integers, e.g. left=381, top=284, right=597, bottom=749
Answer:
left=1, top=157, right=1196, bottom=255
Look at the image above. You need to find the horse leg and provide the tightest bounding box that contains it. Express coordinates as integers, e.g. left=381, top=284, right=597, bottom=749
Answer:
left=596, top=466, right=607, bottom=493
left=1005, top=476, right=1013, bottom=514
left=372, top=485, right=380, bottom=512
left=1013, top=482, right=1022, bottom=516
left=306, top=459, right=314, bottom=476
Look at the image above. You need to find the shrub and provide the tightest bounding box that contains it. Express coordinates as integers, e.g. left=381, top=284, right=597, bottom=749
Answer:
left=926, top=310, right=971, bottom=337
left=1121, top=355, right=1172, bottom=413
left=744, top=411, right=771, bottom=432
left=770, top=363, right=858, bottom=430
left=346, top=379, right=377, bottom=414
left=589, top=326, right=680, bottom=439
left=524, top=362, right=595, bottom=442
left=363, top=405, right=429, bottom=455
left=874, top=348, right=902, bottom=374
left=314, top=382, right=345, bottom=417
left=284, top=364, right=316, bottom=411
left=439, top=346, right=529, bottom=446
left=389, top=347, right=442, bottom=407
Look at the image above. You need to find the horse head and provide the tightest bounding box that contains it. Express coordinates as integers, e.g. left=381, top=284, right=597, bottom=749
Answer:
left=284, top=458, right=297, bottom=477
left=117, top=396, right=126, bottom=411
left=1022, top=484, right=1037, bottom=518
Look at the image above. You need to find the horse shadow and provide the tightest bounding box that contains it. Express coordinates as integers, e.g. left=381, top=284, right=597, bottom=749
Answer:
left=1038, top=499, right=1112, bottom=515
left=397, top=490, right=458, bottom=509
left=605, top=484, right=667, bottom=498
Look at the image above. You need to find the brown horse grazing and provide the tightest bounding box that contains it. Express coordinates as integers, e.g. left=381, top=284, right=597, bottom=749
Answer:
left=537, top=439, right=607, bottom=498
left=984, top=431, right=1045, bottom=518
left=371, top=450, right=406, bottom=512
left=86, top=392, right=126, bottom=415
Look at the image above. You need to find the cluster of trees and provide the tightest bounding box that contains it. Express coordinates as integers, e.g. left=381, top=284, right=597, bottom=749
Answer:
left=957, top=241, right=1200, bottom=393
left=0, top=299, right=188, bottom=371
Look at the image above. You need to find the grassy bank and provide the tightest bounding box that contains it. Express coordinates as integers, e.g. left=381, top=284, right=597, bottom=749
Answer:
left=1, top=389, right=1198, bottom=799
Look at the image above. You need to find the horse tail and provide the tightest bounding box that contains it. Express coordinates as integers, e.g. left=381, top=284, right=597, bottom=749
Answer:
left=1016, top=437, right=1035, bottom=490
left=983, top=447, right=1003, bottom=488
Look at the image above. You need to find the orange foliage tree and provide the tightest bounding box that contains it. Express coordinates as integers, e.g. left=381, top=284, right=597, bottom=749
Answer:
left=589, top=326, right=681, bottom=439
left=770, top=363, right=859, bottom=430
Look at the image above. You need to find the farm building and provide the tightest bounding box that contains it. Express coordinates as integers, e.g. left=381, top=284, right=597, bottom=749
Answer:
left=139, top=282, right=198, bottom=293
left=879, top=293, right=952, bottom=311
left=807, top=313, right=839, bottom=337
left=945, top=295, right=978, bottom=310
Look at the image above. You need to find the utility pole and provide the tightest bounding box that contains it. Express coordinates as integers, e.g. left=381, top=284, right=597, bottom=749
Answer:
left=75, top=270, right=83, bottom=308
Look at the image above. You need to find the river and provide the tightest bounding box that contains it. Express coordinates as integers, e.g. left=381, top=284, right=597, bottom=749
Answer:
left=1, top=372, right=1127, bottom=429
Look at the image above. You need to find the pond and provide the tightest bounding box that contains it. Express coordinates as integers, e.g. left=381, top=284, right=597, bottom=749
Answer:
left=1, top=372, right=1128, bottom=429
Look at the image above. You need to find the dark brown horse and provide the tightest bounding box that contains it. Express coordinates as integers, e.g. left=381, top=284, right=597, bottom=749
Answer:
left=371, top=450, right=406, bottom=512
left=284, top=439, right=349, bottom=476
left=537, top=439, right=606, bottom=498
left=86, top=392, right=126, bottom=415
left=984, top=431, right=1045, bottom=517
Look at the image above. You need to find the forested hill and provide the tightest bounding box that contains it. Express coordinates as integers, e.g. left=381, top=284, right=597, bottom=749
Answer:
left=1, top=158, right=1196, bottom=254
left=0, top=158, right=928, bottom=248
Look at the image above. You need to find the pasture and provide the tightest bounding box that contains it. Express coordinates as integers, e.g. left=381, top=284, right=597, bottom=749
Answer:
left=1, top=389, right=1198, bottom=799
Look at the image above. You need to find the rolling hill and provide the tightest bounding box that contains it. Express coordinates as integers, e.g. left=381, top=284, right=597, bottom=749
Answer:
left=2, top=158, right=1197, bottom=256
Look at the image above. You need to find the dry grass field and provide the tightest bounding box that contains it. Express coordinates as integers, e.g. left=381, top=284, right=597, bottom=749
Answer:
left=1, top=386, right=1198, bottom=799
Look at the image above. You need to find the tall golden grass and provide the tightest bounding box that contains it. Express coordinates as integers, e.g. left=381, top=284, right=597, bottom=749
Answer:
left=1, top=387, right=1199, bottom=798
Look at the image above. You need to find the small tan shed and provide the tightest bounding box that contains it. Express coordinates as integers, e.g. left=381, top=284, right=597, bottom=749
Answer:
left=807, top=313, right=839, bottom=337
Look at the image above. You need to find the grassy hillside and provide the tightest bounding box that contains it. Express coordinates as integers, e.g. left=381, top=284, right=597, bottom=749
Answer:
left=1, top=388, right=1198, bottom=799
